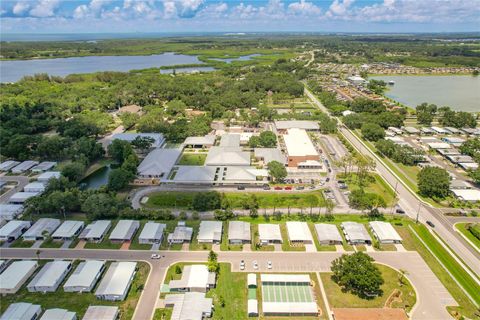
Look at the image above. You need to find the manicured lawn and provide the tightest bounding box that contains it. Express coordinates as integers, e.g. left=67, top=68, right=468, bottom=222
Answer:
left=455, top=223, right=480, bottom=250
left=410, top=224, right=480, bottom=306
left=340, top=172, right=396, bottom=207
left=177, top=153, right=207, bottom=165
left=146, top=191, right=326, bottom=209
left=0, top=261, right=150, bottom=320
left=40, top=237, right=63, bottom=248
left=153, top=308, right=172, bottom=320
left=321, top=264, right=416, bottom=311
left=10, top=239, right=34, bottom=248
left=129, top=221, right=152, bottom=250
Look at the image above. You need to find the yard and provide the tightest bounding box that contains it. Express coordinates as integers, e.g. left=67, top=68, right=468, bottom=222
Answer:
left=321, top=264, right=416, bottom=311
left=177, top=153, right=207, bottom=166
left=0, top=261, right=150, bottom=320
left=454, top=223, right=480, bottom=250
left=340, top=172, right=396, bottom=207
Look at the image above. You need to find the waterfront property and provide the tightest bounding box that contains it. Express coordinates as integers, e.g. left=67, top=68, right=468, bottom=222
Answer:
left=27, top=260, right=72, bottom=293
left=0, top=260, right=38, bottom=294
left=63, top=260, right=106, bottom=293
left=37, top=171, right=61, bottom=183
left=137, top=148, right=182, bottom=179
left=95, top=261, right=137, bottom=301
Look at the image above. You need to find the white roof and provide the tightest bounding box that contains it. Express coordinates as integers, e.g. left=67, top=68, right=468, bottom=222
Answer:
left=459, top=162, right=479, bottom=170
left=0, top=220, right=30, bottom=238
left=286, top=222, right=313, bottom=242
left=283, top=128, right=318, bottom=157
left=169, top=226, right=193, bottom=242
left=228, top=221, right=250, bottom=241
left=261, top=274, right=311, bottom=283
left=348, top=75, right=365, bottom=81
left=248, top=299, right=258, bottom=315
left=298, top=160, right=323, bottom=167
left=369, top=221, right=402, bottom=242
left=403, top=126, right=420, bottom=134
left=82, top=306, right=119, bottom=320
left=444, top=127, right=461, bottom=133
left=223, top=166, right=268, bottom=182
left=219, top=133, right=240, bottom=147
left=139, top=222, right=166, bottom=241
left=52, top=220, right=84, bottom=238
left=274, top=120, right=319, bottom=130
left=452, top=189, right=480, bottom=201
left=165, top=292, right=213, bottom=320
left=63, top=260, right=105, bottom=290
left=37, top=171, right=61, bottom=181
left=40, top=309, right=76, bottom=320
left=431, top=126, right=449, bottom=134
left=247, top=273, right=257, bottom=286
left=184, top=135, right=216, bottom=146
left=442, top=137, right=466, bottom=144
left=0, top=161, right=20, bottom=171
left=81, top=220, right=111, bottom=239
left=0, top=260, right=37, bottom=291
left=258, top=224, right=282, bottom=241
left=169, top=265, right=211, bottom=290
left=138, top=148, right=181, bottom=177
left=95, top=262, right=137, bottom=297
left=254, top=148, right=286, bottom=165
left=111, top=133, right=165, bottom=148
left=27, top=260, right=71, bottom=289
left=173, top=166, right=216, bottom=183
left=23, top=218, right=60, bottom=239
left=109, top=220, right=139, bottom=241
left=0, top=204, right=24, bottom=220
left=0, top=303, right=41, bottom=320
left=341, top=222, right=372, bottom=242
left=11, top=161, right=39, bottom=173
left=205, top=147, right=250, bottom=166
left=9, top=192, right=40, bottom=203
left=314, top=224, right=342, bottom=242
left=427, top=142, right=451, bottom=149
left=32, top=162, right=57, bottom=172
left=197, top=221, right=222, bottom=242
left=23, top=182, right=46, bottom=192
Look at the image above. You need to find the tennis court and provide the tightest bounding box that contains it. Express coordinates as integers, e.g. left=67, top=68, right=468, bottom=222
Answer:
left=262, top=282, right=314, bottom=303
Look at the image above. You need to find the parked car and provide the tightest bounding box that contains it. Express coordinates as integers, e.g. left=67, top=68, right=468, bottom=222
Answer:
left=426, top=221, right=435, bottom=228
left=267, top=261, right=272, bottom=269
left=240, top=260, right=245, bottom=270
left=326, top=177, right=330, bottom=182
left=296, top=186, right=305, bottom=190
left=274, top=186, right=283, bottom=190
left=285, top=186, right=292, bottom=190
left=151, top=254, right=161, bottom=259
left=237, top=186, right=245, bottom=190
left=263, top=184, right=271, bottom=190
left=395, top=205, right=405, bottom=214
left=253, top=260, right=258, bottom=270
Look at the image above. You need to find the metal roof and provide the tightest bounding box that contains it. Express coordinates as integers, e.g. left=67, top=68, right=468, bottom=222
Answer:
left=228, top=221, right=250, bottom=241
left=81, top=220, right=111, bottom=239
left=314, top=224, right=343, bottom=243
left=82, top=306, right=119, bottom=320
left=452, top=189, right=480, bottom=202
left=219, top=134, right=241, bottom=147
left=27, top=260, right=71, bottom=289
left=254, top=148, right=286, bottom=165
left=258, top=224, right=282, bottom=242
left=168, top=226, right=193, bottom=242
left=165, top=292, right=213, bottom=320
left=63, top=260, right=105, bottom=291
left=223, top=166, right=268, bottom=181
left=248, top=299, right=258, bottom=315
left=137, top=148, right=181, bottom=176
left=198, top=221, right=222, bottom=242
left=139, top=222, right=166, bottom=241
left=173, top=166, right=216, bottom=183
left=11, top=161, right=39, bottom=173
left=283, top=128, right=318, bottom=157
left=40, top=309, right=76, bottom=320
left=95, top=262, right=137, bottom=297
left=23, top=218, right=60, bottom=239
left=369, top=221, right=402, bottom=242
left=286, top=222, right=313, bottom=242
left=274, top=120, right=319, bottom=130
left=341, top=222, right=371, bottom=242
left=52, top=220, right=84, bottom=238
left=32, top=162, right=57, bottom=172
left=0, top=204, right=24, bottom=220
left=37, top=171, right=61, bottom=182
left=205, top=147, right=250, bottom=166
left=109, top=220, right=139, bottom=241
left=0, top=220, right=31, bottom=238
left=184, top=135, right=216, bottom=146
left=23, top=182, right=46, bottom=193
left=247, top=274, right=257, bottom=287
left=9, top=192, right=40, bottom=203
left=0, top=303, right=41, bottom=320
left=0, top=161, right=20, bottom=171
left=111, top=133, right=165, bottom=148
left=169, top=265, right=213, bottom=290
left=0, top=260, right=38, bottom=291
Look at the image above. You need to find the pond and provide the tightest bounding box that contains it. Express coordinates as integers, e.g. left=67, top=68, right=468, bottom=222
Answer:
left=370, top=75, right=480, bottom=112
left=210, top=54, right=262, bottom=63
left=0, top=52, right=203, bottom=82
left=80, top=165, right=112, bottom=190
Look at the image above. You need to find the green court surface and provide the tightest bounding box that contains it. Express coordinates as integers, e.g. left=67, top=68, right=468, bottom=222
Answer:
left=262, top=282, right=313, bottom=303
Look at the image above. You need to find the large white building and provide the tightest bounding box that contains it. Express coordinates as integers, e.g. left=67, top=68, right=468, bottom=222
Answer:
left=109, top=220, right=140, bottom=242
left=137, top=148, right=181, bottom=178
left=283, top=128, right=319, bottom=167
left=95, top=262, right=137, bottom=301
left=0, top=220, right=31, bottom=242
left=27, top=260, right=72, bottom=293
left=0, top=303, right=42, bottom=320
left=0, top=260, right=38, bottom=294
left=169, top=264, right=216, bottom=293
left=197, top=221, right=223, bottom=243
left=52, top=220, right=84, bottom=241
left=138, top=222, right=166, bottom=244
left=63, top=260, right=106, bottom=293
left=23, top=218, right=60, bottom=241
left=80, top=220, right=111, bottom=243
left=274, top=121, right=320, bottom=132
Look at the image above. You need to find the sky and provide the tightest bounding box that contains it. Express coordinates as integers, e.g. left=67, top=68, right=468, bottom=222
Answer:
left=0, top=0, right=479, bottom=34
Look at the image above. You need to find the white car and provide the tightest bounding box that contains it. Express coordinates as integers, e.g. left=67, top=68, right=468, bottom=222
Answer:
left=267, top=261, right=272, bottom=269
left=150, top=254, right=161, bottom=259
left=240, top=260, right=245, bottom=270
left=253, top=260, right=258, bottom=270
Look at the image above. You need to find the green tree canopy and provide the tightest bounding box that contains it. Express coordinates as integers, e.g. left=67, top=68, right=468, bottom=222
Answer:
left=418, top=166, right=450, bottom=199
left=361, top=123, right=385, bottom=141
left=267, top=161, right=287, bottom=182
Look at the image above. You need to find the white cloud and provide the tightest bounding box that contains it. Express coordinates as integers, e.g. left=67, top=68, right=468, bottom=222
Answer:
left=327, top=0, right=355, bottom=17
left=288, top=0, right=321, bottom=16
left=29, top=0, right=60, bottom=17
left=13, top=2, right=30, bottom=15
left=73, top=4, right=89, bottom=19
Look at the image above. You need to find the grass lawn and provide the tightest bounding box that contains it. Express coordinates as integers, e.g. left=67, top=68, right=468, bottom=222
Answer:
left=10, top=239, right=34, bottom=248
left=454, top=223, right=480, bottom=251
left=146, top=191, right=326, bottom=209
left=220, top=222, right=243, bottom=251
left=153, top=308, right=172, bottom=320
left=340, top=172, right=396, bottom=207
left=321, top=264, right=416, bottom=311
left=40, top=237, right=63, bottom=248
left=188, top=220, right=212, bottom=251
left=280, top=223, right=305, bottom=251
left=410, top=224, right=480, bottom=306
left=129, top=221, right=152, bottom=250
left=177, top=153, right=207, bottom=166
left=0, top=261, right=150, bottom=320
left=84, top=223, right=122, bottom=250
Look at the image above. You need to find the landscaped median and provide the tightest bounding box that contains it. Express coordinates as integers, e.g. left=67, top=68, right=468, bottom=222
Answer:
left=454, top=222, right=480, bottom=251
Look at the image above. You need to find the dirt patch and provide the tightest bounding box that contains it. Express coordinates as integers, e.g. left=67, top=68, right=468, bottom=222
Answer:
left=333, top=308, right=408, bottom=320
left=120, top=241, right=131, bottom=250
left=74, top=240, right=86, bottom=249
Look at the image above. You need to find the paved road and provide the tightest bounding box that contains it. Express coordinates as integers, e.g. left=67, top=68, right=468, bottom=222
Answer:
left=305, top=87, right=480, bottom=276
left=0, top=248, right=455, bottom=320
left=0, top=175, right=29, bottom=203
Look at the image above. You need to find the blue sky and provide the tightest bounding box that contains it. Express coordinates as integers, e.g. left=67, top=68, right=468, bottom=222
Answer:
left=1, top=0, right=479, bottom=34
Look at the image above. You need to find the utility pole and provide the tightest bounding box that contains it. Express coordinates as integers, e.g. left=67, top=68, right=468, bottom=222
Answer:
left=415, top=202, right=421, bottom=224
